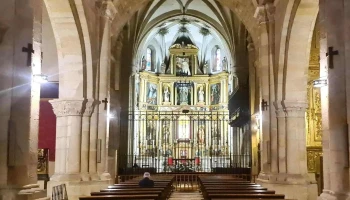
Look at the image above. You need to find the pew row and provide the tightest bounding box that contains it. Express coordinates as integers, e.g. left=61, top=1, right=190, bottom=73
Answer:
left=79, top=176, right=175, bottom=200
left=198, top=176, right=287, bottom=200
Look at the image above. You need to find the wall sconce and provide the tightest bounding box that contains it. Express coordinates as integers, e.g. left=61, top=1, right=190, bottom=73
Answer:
left=313, top=78, right=328, bottom=88
left=261, top=99, right=268, bottom=111
left=33, top=74, right=48, bottom=83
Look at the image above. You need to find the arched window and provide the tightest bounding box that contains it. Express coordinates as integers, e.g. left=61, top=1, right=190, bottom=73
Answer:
left=146, top=48, right=152, bottom=71
left=215, top=48, right=221, bottom=71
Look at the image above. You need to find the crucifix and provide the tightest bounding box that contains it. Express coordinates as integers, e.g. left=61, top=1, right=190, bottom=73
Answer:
left=22, top=43, right=34, bottom=66
left=102, top=98, right=108, bottom=110
left=326, top=46, right=339, bottom=69
left=261, top=99, right=268, bottom=111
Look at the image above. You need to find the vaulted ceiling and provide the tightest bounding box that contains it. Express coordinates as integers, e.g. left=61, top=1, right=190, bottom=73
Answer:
left=129, top=0, right=247, bottom=65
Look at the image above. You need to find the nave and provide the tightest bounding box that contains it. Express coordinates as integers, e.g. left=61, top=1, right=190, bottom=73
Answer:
left=78, top=174, right=291, bottom=200
left=2, top=0, right=350, bottom=200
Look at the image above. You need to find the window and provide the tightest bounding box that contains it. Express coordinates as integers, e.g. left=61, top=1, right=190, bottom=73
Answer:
left=146, top=48, right=152, bottom=71
left=215, top=48, right=221, bottom=71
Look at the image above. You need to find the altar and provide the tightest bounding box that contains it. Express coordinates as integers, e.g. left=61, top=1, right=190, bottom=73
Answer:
left=130, top=33, right=234, bottom=173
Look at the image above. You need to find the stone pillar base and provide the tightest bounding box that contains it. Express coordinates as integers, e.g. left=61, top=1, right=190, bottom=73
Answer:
left=257, top=173, right=318, bottom=200
left=100, top=172, right=112, bottom=181
left=318, top=190, right=350, bottom=200
left=0, top=184, right=46, bottom=200
left=47, top=180, right=110, bottom=200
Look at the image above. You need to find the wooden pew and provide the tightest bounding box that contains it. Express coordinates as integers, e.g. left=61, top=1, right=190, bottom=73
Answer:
left=205, top=190, right=275, bottom=194
left=79, top=194, right=159, bottom=200
left=91, top=191, right=162, bottom=196
left=198, top=176, right=286, bottom=200
left=207, top=193, right=285, bottom=199
left=81, top=176, right=175, bottom=200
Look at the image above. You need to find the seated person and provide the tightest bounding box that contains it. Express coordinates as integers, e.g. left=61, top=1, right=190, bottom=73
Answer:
left=139, top=172, right=154, bottom=187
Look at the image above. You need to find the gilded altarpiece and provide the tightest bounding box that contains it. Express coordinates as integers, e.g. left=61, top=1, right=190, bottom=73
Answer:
left=132, top=43, right=232, bottom=172
left=306, top=20, right=323, bottom=194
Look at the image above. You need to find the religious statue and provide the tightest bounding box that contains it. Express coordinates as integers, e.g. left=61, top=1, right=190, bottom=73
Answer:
left=176, top=57, right=191, bottom=75
left=141, top=56, right=147, bottom=71
left=197, top=125, right=205, bottom=144
left=146, top=121, right=156, bottom=141
left=228, top=73, right=233, bottom=94
left=203, top=61, right=209, bottom=74
left=163, top=86, right=170, bottom=103
left=161, top=63, right=166, bottom=74
left=181, top=58, right=191, bottom=75
left=162, top=123, right=170, bottom=143
left=222, top=57, right=228, bottom=71
left=211, top=84, right=220, bottom=105
left=179, top=87, right=189, bottom=104
left=198, top=86, right=205, bottom=103
left=147, top=83, right=157, bottom=104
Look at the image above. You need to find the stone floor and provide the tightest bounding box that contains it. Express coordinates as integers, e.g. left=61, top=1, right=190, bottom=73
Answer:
left=168, top=190, right=204, bottom=200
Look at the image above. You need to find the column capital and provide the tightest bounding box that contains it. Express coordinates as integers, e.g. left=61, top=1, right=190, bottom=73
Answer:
left=50, top=99, right=85, bottom=117
left=97, top=0, right=117, bottom=21
left=83, top=99, right=99, bottom=117
left=275, top=109, right=285, bottom=118
left=282, top=101, right=308, bottom=118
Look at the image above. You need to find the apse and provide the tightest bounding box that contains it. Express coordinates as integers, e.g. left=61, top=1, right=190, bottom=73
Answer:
left=127, top=2, right=243, bottom=173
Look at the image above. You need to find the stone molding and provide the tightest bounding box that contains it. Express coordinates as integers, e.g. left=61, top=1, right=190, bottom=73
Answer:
left=275, top=109, right=285, bottom=118
left=50, top=99, right=85, bottom=117
left=254, top=3, right=275, bottom=24
left=97, top=0, right=117, bottom=21
left=282, top=101, right=308, bottom=118
left=83, top=99, right=99, bottom=117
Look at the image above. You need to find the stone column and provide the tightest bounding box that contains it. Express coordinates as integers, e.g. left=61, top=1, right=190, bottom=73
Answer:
left=50, top=99, right=85, bottom=181
left=48, top=99, right=110, bottom=200
left=248, top=37, right=260, bottom=175
left=255, top=4, right=272, bottom=175
left=319, top=0, right=350, bottom=199
left=275, top=109, right=286, bottom=173
left=283, top=103, right=309, bottom=175
left=97, top=0, right=116, bottom=180
left=0, top=0, right=45, bottom=198
left=89, top=108, right=99, bottom=180
left=81, top=99, right=97, bottom=181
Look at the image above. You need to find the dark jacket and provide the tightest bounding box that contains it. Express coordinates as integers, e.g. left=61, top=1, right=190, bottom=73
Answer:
left=139, top=177, right=154, bottom=187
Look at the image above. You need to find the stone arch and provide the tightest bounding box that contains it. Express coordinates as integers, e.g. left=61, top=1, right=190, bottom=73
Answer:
left=110, top=0, right=259, bottom=49
left=283, top=0, right=319, bottom=103
left=43, top=0, right=94, bottom=99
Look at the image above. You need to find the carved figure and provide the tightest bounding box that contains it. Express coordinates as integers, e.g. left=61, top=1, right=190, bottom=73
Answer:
left=222, top=57, right=228, bottom=71
left=198, top=86, right=205, bottom=103
left=163, top=86, right=170, bottom=102
left=141, top=56, right=147, bottom=70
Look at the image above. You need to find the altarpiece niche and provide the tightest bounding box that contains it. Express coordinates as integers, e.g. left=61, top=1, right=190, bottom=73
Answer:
left=131, top=38, right=233, bottom=173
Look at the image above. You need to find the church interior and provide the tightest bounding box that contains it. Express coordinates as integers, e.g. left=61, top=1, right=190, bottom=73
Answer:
left=0, top=0, right=349, bottom=200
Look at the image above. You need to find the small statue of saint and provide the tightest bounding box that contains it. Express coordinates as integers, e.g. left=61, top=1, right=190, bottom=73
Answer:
left=141, top=56, right=147, bottom=71
left=198, top=86, right=205, bottom=103
left=197, top=125, right=205, bottom=144
left=163, top=86, right=170, bottom=103
left=181, top=58, right=191, bottom=75
left=203, top=61, right=209, bottom=74
left=222, top=57, right=228, bottom=71
left=179, top=87, right=189, bottom=104
left=161, top=63, right=166, bottom=74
